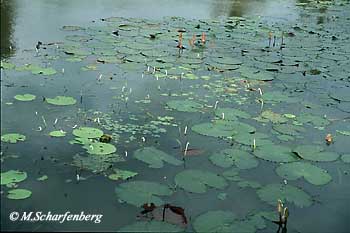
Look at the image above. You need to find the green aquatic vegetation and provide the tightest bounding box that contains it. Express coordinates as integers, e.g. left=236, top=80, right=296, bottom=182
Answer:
left=14, top=94, right=36, bottom=102
left=108, top=169, right=138, bottom=181
left=1, top=61, right=15, bottom=69
left=257, top=183, right=313, bottom=208
left=1, top=170, right=27, bottom=185
left=276, top=162, right=332, bottom=185
left=193, top=210, right=237, bottom=232
left=259, top=110, right=288, bottom=124
left=1, top=133, right=26, bottom=143
left=115, top=181, right=173, bottom=207
left=297, top=113, right=329, bottom=127
left=84, top=142, right=117, bottom=155
left=209, top=149, right=258, bottom=169
left=72, top=127, right=104, bottom=139
left=254, top=144, right=298, bottom=162
left=16, top=64, right=57, bottom=75
left=46, top=96, right=77, bottom=106
left=49, top=130, right=66, bottom=137
left=37, top=175, right=48, bottom=181
left=237, top=180, right=262, bottom=189
left=232, top=132, right=272, bottom=146
left=7, top=189, right=32, bottom=200
left=215, top=108, right=251, bottom=120
left=192, top=122, right=237, bottom=138
left=174, top=169, right=228, bottom=193
left=293, top=145, right=339, bottom=162
left=118, top=221, right=183, bottom=232
left=133, top=147, right=183, bottom=168
left=273, top=123, right=305, bottom=136
left=166, top=100, right=203, bottom=112
left=72, top=153, right=124, bottom=173
left=341, top=154, right=350, bottom=163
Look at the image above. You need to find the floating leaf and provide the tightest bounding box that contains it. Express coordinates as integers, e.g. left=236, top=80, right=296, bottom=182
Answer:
left=341, top=154, right=350, bottom=163
left=1, top=170, right=27, bottom=185
left=232, top=132, right=272, bottom=146
left=72, top=127, right=104, bottom=139
left=192, top=122, right=237, bottom=138
left=108, top=168, right=138, bottom=181
left=276, top=162, right=332, bottom=185
left=209, top=149, right=258, bottom=169
left=254, top=144, right=298, bottom=162
left=49, top=130, right=66, bottom=137
left=260, top=110, right=288, bottom=124
left=1, top=133, right=26, bottom=143
left=115, top=181, right=173, bottom=207
left=118, top=221, right=183, bottom=232
left=174, top=169, right=228, bottom=193
left=273, top=124, right=305, bottom=136
left=46, top=96, right=76, bottom=106
left=134, top=147, right=183, bottom=168
left=293, top=145, right=339, bottom=162
left=14, top=94, right=36, bottom=102
left=215, top=108, right=251, bottom=120
left=166, top=100, right=203, bottom=112
left=37, top=175, right=48, bottom=181
left=7, top=189, right=32, bottom=200
left=72, top=154, right=124, bottom=173
left=193, top=210, right=236, bottom=233
left=257, top=184, right=312, bottom=208
left=84, top=142, right=116, bottom=155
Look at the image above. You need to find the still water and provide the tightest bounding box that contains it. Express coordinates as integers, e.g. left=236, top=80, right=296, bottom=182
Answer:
left=1, top=0, right=349, bottom=232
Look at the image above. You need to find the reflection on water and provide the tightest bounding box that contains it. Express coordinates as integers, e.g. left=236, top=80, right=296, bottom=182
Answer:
left=0, top=0, right=16, bottom=58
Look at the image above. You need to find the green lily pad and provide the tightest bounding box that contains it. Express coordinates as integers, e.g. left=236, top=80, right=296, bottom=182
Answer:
left=7, top=189, right=32, bottom=200
left=276, top=162, right=332, bottom=185
left=193, top=210, right=236, bottom=232
left=341, top=154, right=350, bottom=163
left=273, top=124, right=305, bottom=136
left=215, top=108, right=251, bottom=120
left=257, top=183, right=312, bottom=208
left=118, top=221, right=183, bottom=232
left=84, top=142, right=117, bottom=155
left=232, top=132, right=272, bottom=146
left=115, top=181, right=173, bottom=207
left=72, top=127, right=104, bottom=138
left=222, top=168, right=241, bottom=181
left=297, top=113, right=329, bottom=127
left=108, top=168, right=138, bottom=181
left=174, top=169, right=228, bottom=193
left=166, top=100, right=203, bottom=112
left=1, top=133, right=26, bottom=143
left=293, top=145, right=339, bottom=162
left=192, top=122, right=237, bottom=138
left=254, top=144, right=298, bottom=162
left=14, top=94, right=36, bottom=102
left=237, top=180, right=262, bottom=189
left=209, top=149, right=258, bottom=169
left=260, top=110, right=288, bottom=124
left=1, top=170, right=27, bottom=185
left=49, top=130, right=66, bottom=137
left=133, top=147, right=183, bottom=168
left=46, top=96, right=77, bottom=106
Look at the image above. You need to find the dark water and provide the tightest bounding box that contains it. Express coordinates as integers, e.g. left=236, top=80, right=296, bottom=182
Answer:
left=1, top=0, right=350, bottom=232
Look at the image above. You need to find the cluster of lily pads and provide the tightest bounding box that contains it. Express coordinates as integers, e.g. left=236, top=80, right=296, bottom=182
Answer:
left=1, top=0, right=349, bottom=231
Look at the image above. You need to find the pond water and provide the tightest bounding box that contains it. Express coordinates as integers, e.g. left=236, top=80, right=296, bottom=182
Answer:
left=1, top=0, right=350, bottom=232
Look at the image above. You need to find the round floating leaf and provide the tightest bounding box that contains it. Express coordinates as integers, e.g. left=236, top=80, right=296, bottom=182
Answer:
left=1, top=133, right=26, bottom=143
left=329, top=88, right=350, bottom=102
left=257, top=184, right=312, bottom=208
left=118, top=221, right=183, bottom=232
left=46, top=96, right=76, bottom=106
left=72, top=127, right=104, bottom=139
left=49, top=130, right=66, bottom=137
left=115, top=181, right=173, bottom=207
left=7, top=189, right=32, bottom=200
left=209, top=149, right=258, bottom=169
left=192, top=122, right=237, bottom=138
left=134, top=147, right=183, bottom=168
left=193, top=210, right=236, bottom=232
left=273, top=124, right=305, bottom=136
left=14, top=94, right=36, bottom=102
left=1, top=170, right=27, bottom=185
left=254, top=144, right=298, bottom=162
left=260, top=110, right=288, bottom=124
left=84, top=142, right=116, bottom=155
left=293, top=145, right=339, bottom=162
left=166, top=100, right=203, bottom=112
left=215, top=108, right=251, bottom=120
left=108, top=168, right=138, bottom=181
left=175, top=169, right=228, bottom=193
left=72, top=154, right=124, bottom=173
left=276, top=162, right=332, bottom=185
left=232, top=132, right=272, bottom=146
left=341, top=154, right=350, bottom=163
